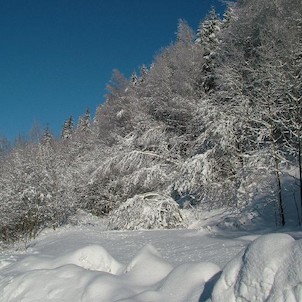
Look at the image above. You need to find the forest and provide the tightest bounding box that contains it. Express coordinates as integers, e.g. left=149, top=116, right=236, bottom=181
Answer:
left=0, top=0, right=301, bottom=243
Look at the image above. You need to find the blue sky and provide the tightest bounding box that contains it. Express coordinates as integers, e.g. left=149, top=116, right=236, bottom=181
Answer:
left=0, top=0, right=226, bottom=141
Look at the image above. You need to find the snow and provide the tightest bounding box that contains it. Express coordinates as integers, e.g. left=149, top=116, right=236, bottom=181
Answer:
left=210, top=233, right=302, bottom=302
left=109, top=193, right=185, bottom=230
left=0, top=226, right=302, bottom=301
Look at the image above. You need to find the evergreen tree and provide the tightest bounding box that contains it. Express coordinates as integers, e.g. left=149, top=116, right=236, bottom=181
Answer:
left=222, top=5, right=237, bottom=29
left=41, top=125, right=54, bottom=145
left=131, top=71, right=138, bottom=86
left=196, top=8, right=222, bottom=93
left=77, top=108, right=91, bottom=133
left=196, top=7, right=222, bottom=48
left=139, top=65, right=148, bottom=83
left=61, top=116, right=74, bottom=140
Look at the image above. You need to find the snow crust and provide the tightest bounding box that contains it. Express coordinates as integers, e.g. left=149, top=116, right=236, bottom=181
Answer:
left=0, top=228, right=302, bottom=301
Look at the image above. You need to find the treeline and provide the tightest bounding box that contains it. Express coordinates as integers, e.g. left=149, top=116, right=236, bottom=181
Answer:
left=1, top=0, right=302, bottom=242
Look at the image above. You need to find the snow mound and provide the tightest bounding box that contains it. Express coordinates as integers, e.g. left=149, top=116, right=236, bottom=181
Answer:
left=158, top=262, right=220, bottom=300
left=0, top=242, right=219, bottom=302
left=6, top=244, right=124, bottom=274
left=123, top=244, right=173, bottom=285
left=58, top=245, right=124, bottom=273
left=2, top=230, right=302, bottom=301
left=210, top=233, right=302, bottom=302
left=108, top=193, right=186, bottom=230
left=125, top=262, right=220, bottom=302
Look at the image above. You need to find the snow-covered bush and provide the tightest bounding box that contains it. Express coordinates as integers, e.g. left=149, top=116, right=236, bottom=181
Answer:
left=108, top=193, right=186, bottom=230
left=67, top=209, right=109, bottom=228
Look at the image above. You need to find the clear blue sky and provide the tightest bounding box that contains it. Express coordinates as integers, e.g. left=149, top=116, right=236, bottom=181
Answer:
left=0, top=0, right=225, bottom=141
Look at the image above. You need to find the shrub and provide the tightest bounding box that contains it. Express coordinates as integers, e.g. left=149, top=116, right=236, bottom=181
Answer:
left=108, top=193, right=186, bottom=230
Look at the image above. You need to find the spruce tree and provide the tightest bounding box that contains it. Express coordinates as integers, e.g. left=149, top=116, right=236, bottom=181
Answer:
left=139, top=65, right=148, bottom=83
left=77, top=108, right=91, bottom=133
left=41, top=125, right=54, bottom=145
left=196, top=7, right=222, bottom=48
left=61, top=116, right=74, bottom=140
left=131, top=72, right=138, bottom=86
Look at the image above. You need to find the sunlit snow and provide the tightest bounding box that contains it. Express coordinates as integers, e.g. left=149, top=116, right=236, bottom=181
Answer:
left=1, top=226, right=302, bottom=301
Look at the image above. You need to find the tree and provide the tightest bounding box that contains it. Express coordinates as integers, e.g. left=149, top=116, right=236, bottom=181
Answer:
left=196, top=7, right=222, bottom=93
left=176, top=19, right=194, bottom=45
left=77, top=108, right=91, bottom=133
left=139, top=65, right=148, bottom=83
left=131, top=71, right=138, bottom=86
left=211, top=0, right=302, bottom=225
left=41, top=125, right=54, bottom=145
left=108, top=193, right=185, bottom=230
left=196, top=7, right=222, bottom=48
left=0, top=134, right=10, bottom=161
left=61, top=116, right=74, bottom=140
left=106, top=69, right=129, bottom=101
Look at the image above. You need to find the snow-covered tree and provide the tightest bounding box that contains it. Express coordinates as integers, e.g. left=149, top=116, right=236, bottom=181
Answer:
left=176, top=19, right=194, bottom=45
left=196, top=7, right=222, bottom=48
left=77, top=108, right=91, bottom=133
left=106, top=69, right=129, bottom=101
left=2, top=0, right=302, bottom=244
left=108, top=193, right=186, bottom=230
left=196, top=8, right=222, bottom=93
left=139, top=64, right=148, bottom=83
left=41, top=125, right=54, bottom=146
left=0, top=134, right=10, bottom=161
left=211, top=0, right=302, bottom=225
left=131, top=71, right=138, bottom=86
left=61, top=116, right=74, bottom=140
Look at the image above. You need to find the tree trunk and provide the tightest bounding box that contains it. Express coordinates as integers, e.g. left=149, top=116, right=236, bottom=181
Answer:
left=298, top=130, right=302, bottom=223
left=275, top=157, right=285, bottom=226
left=270, top=124, right=285, bottom=226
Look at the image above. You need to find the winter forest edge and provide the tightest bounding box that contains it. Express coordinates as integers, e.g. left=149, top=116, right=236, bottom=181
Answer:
left=1, top=0, right=302, bottom=245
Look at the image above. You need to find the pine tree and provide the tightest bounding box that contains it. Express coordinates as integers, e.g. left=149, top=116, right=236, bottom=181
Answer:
left=196, top=7, right=222, bottom=48
left=77, top=108, right=91, bottom=133
left=131, top=71, right=138, bottom=86
left=196, top=8, right=222, bottom=93
left=41, top=125, right=54, bottom=145
left=139, top=65, right=148, bottom=83
left=222, top=5, right=237, bottom=29
left=61, top=116, right=74, bottom=140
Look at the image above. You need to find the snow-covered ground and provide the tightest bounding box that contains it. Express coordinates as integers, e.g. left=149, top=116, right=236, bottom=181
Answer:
left=1, top=221, right=302, bottom=302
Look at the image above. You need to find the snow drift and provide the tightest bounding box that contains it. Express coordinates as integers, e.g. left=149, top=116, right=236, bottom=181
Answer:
left=0, top=242, right=219, bottom=302
left=1, top=230, right=302, bottom=301
left=209, top=233, right=302, bottom=302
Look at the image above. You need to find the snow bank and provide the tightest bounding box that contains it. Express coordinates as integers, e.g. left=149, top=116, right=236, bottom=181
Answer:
left=0, top=242, right=218, bottom=302
left=1, top=230, right=302, bottom=301
left=209, top=233, right=302, bottom=302
left=124, top=262, right=220, bottom=302
left=123, top=244, right=173, bottom=285
left=9, top=244, right=124, bottom=274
